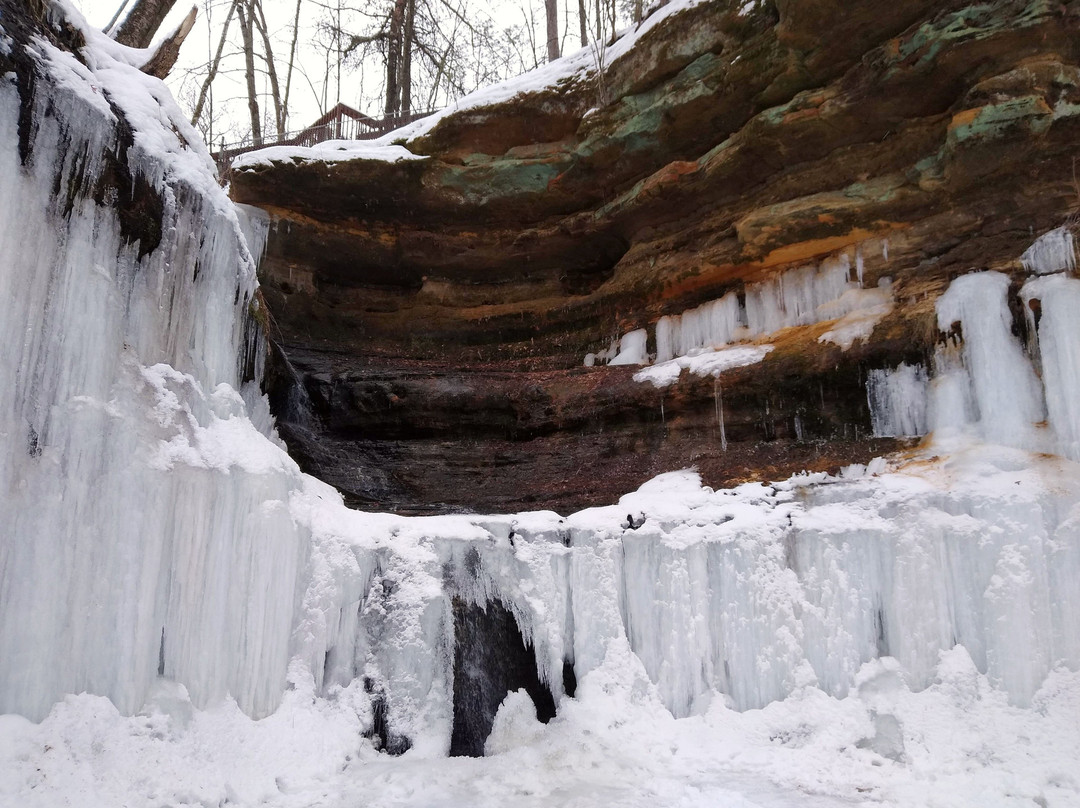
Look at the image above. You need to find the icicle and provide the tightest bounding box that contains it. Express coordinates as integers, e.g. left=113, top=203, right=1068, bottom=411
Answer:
left=1020, top=227, right=1075, bottom=276
left=715, top=381, right=727, bottom=450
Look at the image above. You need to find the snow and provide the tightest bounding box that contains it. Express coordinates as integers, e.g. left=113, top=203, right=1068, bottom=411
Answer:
left=4, top=7, right=1080, bottom=808
left=235, top=140, right=425, bottom=168
left=634, top=344, right=774, bottom=388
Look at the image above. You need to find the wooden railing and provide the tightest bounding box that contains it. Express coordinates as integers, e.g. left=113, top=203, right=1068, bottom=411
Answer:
left=213, top=104, right=433, bottom=171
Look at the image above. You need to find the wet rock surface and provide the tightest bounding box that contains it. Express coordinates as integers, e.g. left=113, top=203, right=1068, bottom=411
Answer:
left=237, top=0, right=1080, bottom=513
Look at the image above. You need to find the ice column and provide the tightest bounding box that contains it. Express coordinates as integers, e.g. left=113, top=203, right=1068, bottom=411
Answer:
left=1022, top=275, right=1080, bottom=460
left=935, top=272, right=1044, bottom=445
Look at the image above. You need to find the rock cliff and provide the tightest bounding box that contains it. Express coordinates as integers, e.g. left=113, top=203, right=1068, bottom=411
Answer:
left=232, top=0, right=1080, bottom=513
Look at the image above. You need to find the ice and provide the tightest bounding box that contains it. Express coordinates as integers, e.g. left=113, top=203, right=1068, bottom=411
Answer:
left=866, top=362, right=929, bottom=437
left=608, top=328, right=649, bottom=366
left=816, top=281, right=894, bottom=350
left=0, top=15, right=309, bottom=721
left=610, top=251, right=893, bottom=376
left=1021, top=275, right=1080, bottom=460
left=633, top=344, right=774, bottom=388
left=654, top=293, right=742, bottom=363
left=935, top=271, right=1044, bottom=446
left=1021, top=226, right=1075, bottom=275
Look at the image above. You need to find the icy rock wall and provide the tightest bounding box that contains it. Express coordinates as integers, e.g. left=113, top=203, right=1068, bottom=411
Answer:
left=0, top=9, right=308, bottom=721
left=303, top=455, right=1080, bottom=749
left=593, top=251, right=892, bottom=368
left=868, top=235, right=1080, bottom=458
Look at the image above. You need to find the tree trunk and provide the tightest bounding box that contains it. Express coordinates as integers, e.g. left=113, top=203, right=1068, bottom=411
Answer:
left=385, top=0, right=408, bottom=116
left=252, top=0, right=284, bottom=134
left=578, top=0, right=587, bottom=47
left=281, top=0, right=303, bottom=130
left=237, top=1, right=262, bottom=147
left=401, top=0, right=416, bottom=117
left=114, top=0, right=178, bottom=48
left=545, top=0, right=559, bottom=62
left=140, top=4, right=196, bottom=79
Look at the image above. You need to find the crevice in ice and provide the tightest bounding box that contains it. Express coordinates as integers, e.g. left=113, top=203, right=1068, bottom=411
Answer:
left=449, top=597, right=557, bottom=757
left=366, top=678, right=413, bottom=756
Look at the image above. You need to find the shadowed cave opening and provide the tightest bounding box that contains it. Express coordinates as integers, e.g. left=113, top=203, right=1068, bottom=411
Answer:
left=450, top=597, right=559, bottom=757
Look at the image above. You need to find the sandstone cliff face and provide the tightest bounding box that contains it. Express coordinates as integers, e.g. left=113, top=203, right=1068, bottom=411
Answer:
left=233, top=0, right=1080, bottom=513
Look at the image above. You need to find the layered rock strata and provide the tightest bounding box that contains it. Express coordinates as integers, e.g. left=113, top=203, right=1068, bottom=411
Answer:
left=233, top=0, right=1080, bottom=513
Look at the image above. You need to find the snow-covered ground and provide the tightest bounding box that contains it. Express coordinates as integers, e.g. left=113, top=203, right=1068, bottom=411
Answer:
left=2, top=4, right=1080, bottom=808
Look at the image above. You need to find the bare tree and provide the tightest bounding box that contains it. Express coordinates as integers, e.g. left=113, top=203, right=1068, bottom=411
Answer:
left=281, top=0, right=304, bottom=129
left=251, top=0, right=285, bottom=132
left=236, top=0, right=262, bottom=146
left=190, top=0, right=237, bottom=128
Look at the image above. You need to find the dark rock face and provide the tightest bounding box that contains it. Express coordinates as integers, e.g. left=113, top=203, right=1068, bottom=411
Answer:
left=450, top=595, right=556, bottom=757
left=236, top=0, right=1080, bottom=513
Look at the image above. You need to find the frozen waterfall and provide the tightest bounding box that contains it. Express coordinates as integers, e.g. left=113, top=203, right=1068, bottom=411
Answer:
left=2, top=9, right=1080, bottom=802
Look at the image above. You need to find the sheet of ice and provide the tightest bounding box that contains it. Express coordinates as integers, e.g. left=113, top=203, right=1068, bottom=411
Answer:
left=866, top=363, right=929, bottom=437
left=817, top=283, right=894, bottom=350
left=604, top=253, right=892, bottom=370
left=5, top=448, right=1080, bottom=808
left=654, top=293, right=742, bottom=363
left=0, top=5, right=310, bottom=721
left=634, top=345, right=774, bottom=387
left=1020, top=226, right=1075, bottom=275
